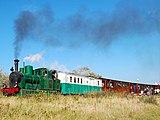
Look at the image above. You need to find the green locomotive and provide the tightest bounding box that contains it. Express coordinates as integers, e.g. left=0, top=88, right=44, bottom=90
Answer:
left=2, top=59, right=61, bottom=96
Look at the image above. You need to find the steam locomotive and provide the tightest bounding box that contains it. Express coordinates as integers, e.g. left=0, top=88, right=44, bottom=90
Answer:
left=1, top=59, right=102, bottom=96
left=2, top=59, right=61, bottom=96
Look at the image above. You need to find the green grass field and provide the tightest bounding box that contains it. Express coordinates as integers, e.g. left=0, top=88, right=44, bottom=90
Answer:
left=0, top=92, right=160, bottom=120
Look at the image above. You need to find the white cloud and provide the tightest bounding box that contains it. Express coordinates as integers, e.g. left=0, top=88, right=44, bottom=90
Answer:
left=23, top=52, right=44, bottom=63
left=48, top=61, right=69, bottom=72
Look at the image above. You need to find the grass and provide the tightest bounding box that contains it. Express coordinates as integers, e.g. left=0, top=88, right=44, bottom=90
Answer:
left=0, top=91, right=160, bottom=120
left=138, top=95, right=158, bottom=105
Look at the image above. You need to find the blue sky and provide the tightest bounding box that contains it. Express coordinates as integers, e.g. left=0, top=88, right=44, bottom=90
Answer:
left=0, top=0, right=160, bottom=84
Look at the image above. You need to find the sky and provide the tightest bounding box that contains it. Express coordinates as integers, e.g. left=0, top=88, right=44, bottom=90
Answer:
left=0, top=0, right=160, bottom=84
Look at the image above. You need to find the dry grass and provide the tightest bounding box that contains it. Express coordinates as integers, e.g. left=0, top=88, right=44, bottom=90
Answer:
left=0, top=92, right=160, bottom=120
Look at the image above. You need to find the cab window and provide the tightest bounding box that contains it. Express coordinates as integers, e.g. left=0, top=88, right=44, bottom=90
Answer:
left=43, top=70, right=48, bottom=76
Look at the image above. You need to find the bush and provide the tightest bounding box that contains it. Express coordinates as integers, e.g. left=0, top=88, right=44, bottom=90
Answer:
left=83, top=91, right=132, bottom=99
left=138, top=96, right=158, bottom=105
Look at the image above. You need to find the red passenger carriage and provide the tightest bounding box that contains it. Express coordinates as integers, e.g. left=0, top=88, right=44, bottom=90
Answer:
left=101, top=78, right=159, bottom=95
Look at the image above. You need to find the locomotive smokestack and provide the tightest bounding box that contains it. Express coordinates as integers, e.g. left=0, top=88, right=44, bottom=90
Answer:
left=14, top=59, right=19, bottom=72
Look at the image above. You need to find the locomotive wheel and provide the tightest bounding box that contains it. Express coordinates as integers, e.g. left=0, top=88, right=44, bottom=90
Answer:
left=3, top=92, right=9, bottom=96
left=12, top=93, right=16, bottom=96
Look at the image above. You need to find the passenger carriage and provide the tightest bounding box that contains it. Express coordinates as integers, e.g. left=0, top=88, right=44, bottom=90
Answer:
left=101, top=78, right=159, bottom=95
left=57, top=72, right=102, bottom=94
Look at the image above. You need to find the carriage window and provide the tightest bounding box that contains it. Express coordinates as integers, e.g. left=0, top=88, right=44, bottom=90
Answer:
left=70, top=77, right=72, bottom=82
left=98, top=81, right=99, bottom=86
left=110, top=82, right=114, bottom=88
left=74, top=77, right=76, bottom=83
left=81, top=78, right=82, bottom=84
left=77, top=78, right=79, bottom=83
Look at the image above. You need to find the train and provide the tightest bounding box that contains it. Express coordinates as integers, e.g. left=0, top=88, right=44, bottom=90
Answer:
left=1, top=59, right=160, bottom=96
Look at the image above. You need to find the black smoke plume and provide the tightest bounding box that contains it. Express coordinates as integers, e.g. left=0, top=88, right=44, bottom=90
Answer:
left=14, top=5, right=54, bottom=58
left=65, top=0, right=160, bottom=46
left=14, top=11, right=36, bottom=58
left=14, top=0, right=160, bottom=57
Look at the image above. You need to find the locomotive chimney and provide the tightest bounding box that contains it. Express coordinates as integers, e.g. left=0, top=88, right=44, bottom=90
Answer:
left=14, top=59, right=19, bottom=72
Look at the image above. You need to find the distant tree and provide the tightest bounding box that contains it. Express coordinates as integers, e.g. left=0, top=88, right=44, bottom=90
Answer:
left=72, top=66, right=101, bottom=78
left=0, top=69, right=9, bottom=87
